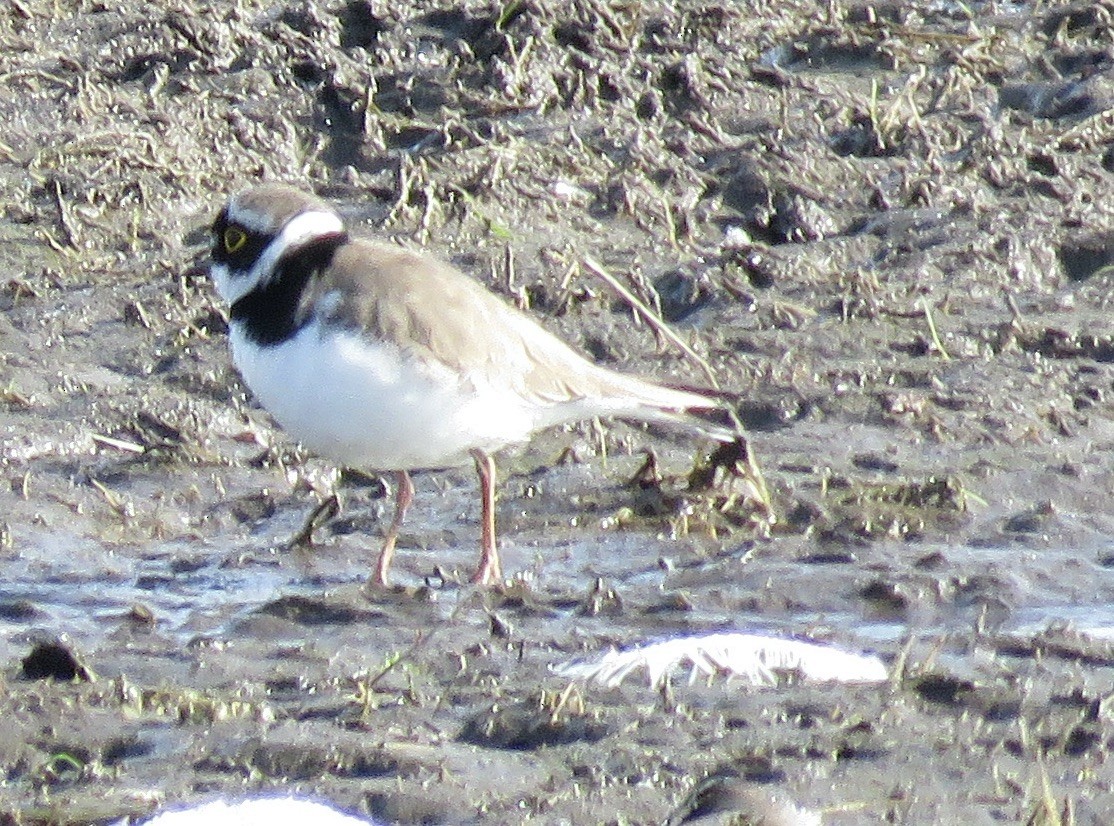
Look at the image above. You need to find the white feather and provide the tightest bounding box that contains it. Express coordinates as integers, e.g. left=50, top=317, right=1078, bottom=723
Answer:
left=554, top=632, right=888, bottom=689
left=132, top=796, right=377, bottom=826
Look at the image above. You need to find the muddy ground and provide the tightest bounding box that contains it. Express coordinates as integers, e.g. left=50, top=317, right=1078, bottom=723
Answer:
left=1, top=0, right=1113, bottom=823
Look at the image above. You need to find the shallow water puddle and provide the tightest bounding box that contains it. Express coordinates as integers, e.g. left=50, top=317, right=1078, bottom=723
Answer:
left=3, top=512, right=1111, bottom=664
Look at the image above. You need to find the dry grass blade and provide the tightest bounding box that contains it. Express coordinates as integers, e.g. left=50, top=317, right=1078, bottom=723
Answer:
left=581, top=255, right=720, bottom=391
left=91, top=433, right=145, bottom=454
left=921, top=297, right=952, bottom=361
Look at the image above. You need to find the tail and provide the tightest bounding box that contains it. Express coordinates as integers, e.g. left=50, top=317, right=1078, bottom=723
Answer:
left=595, top=370, right=742, bottom=443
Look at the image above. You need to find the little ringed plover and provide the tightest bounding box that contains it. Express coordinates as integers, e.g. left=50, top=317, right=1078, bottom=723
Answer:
left=209, top=183, right=734, bottom=586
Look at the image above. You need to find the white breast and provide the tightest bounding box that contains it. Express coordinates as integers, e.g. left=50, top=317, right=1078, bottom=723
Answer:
left=229, top=321, right=539, bottom=471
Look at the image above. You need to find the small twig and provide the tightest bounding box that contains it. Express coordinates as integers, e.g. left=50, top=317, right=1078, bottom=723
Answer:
left=51, top=179, right=80, bottom=249
left=90, top=478, right=132, bottom=517
left=547, top=682, right=584, bottom=724
left=582, top=256, right=720, bottom=390
left=361, top=630, right=428, bottom=692
left=288, top=492, right=340, bottom=549
left=496, top=0, right=526, bottom=30
left=868, top=78, right=885, bottom=152
left=920, top=297, right=951, bottom=361
left=1002, top=288, right=1024, bottom=325
left=384, top=154, right=416, bottom=227
left=91, top=434, right=145, bottom=454
left=658, top=190, right=679, bottom=248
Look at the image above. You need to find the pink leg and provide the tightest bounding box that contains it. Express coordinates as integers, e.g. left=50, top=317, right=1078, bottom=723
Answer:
left=372, top=470, right=414, bottom=587
left=470, top=450, right=502, bottom=585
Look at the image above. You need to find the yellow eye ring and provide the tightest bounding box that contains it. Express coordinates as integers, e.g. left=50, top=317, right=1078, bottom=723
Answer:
left=223, top=227, right=248, bottom=253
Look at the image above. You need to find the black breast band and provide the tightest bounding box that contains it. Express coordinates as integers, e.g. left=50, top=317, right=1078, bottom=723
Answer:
left=231, top=233, right=347, bottom=346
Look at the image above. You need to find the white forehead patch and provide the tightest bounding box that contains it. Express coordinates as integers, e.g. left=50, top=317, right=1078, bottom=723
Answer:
left=254, top=209, right=345, bottom=282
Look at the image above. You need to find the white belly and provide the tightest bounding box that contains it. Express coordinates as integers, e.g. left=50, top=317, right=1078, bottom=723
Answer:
left=229, top=323, right=537, bottom=470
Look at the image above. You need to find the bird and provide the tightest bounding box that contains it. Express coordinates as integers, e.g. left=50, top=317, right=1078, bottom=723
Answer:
left=208, top=183, right=737, bottom=587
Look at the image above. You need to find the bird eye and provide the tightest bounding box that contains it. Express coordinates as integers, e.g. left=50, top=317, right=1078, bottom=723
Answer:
left=223, top=227, right=248, bottom=253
